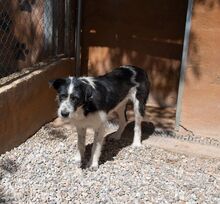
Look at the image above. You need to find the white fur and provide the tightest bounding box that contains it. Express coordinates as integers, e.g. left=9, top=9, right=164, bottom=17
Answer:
left=58, top=77, right=75, bottom=117
left=71, top=85, right=143, bottom=167
left=70, top=110, right=108, bottom=168
left=120, top=67, right=142, bottom=146
left=74, top=128, right=86, bottom=163
left=58, top=68, right=145, bottom=169
left=68, top=77, right=74, bottom=95
left=129, top=68, right=140, bottom=87
left=88, top=126, right=105, bottom=168
left=108, top=86, right=143, bottom=146
left=131, top=89, right=142, bottom=147
left=121, top=66, right=140, bottom=88
left=70, top=109, right=107, bottom=129
left=58, top=100, right=74, bottom=117
left=80, top=77, right=96, bottom=89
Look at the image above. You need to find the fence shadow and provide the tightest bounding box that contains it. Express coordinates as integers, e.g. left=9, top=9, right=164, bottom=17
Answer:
left=81, top=0, right=191, bottom=108
left=196, top=0, right=220, bottom=9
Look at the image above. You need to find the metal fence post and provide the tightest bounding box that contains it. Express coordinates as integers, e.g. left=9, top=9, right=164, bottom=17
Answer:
left=175, top=0, right=194, bottom=130
left=75, top=0, right=82, bottom=77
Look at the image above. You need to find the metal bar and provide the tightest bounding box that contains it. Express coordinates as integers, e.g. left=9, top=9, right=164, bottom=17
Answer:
left=75, top=0, right=82, bottom=76
left=43, top=0, right=53, bottom=57
left=65, top=0, right=70, bottom=57
left=57, top=0, right=65, bottom=54
left=67, top=0, right=75, bottom=57
left=52, top=0, right=58, bottom=56
left=175, top=0, right=194, bottom=130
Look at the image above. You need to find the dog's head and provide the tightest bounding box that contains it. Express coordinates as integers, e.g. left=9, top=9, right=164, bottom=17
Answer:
left=49, top=77, right=94, bottom=119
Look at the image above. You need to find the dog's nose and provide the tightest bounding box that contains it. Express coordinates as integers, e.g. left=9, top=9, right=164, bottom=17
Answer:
left=61, top=111, right=69, bottom=118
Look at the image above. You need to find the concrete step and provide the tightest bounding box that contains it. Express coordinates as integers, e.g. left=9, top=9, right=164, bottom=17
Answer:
left=145, top=136, right=220, bottom=159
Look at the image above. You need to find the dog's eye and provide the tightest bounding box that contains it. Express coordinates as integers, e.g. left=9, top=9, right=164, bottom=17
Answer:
left=70, top=94, right=79, bottom=101
left=60, top=94, right=68, bottom=99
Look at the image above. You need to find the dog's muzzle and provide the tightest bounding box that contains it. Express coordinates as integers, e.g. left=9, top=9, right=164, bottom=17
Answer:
left=58, top=100, right=74, bottom=118
left=61, top=110, right=70, bottom=118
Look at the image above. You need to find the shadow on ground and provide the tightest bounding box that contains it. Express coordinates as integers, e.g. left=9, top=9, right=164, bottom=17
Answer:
left=82, top=121, right=155, bottom=168
left=47, top=128, right=68, bottom=140
left=0, top=158, right=18, bottom=202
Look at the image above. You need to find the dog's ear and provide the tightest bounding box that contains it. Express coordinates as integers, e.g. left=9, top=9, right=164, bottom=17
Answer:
left=85, top=85, right=93, bottom=101
left=49, top=78, right=66, bottom=91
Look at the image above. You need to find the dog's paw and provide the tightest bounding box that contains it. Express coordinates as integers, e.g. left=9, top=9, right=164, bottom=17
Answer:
left=73, top=159, right=81, bottom=164
left=86, top=161, right=99, bottom=171
left=131, top=142, right=142, bottom=148
left=73, top=153, right=82, bottom=165
left=87, top=165, right=99, bottom=171
left=73, top=161, right=81, bottom=168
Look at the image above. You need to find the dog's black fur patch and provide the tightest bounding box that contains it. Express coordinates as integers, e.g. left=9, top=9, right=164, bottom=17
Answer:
left=50, top=65, right=150, bottom=117
left=50, top=65, right=150, bottom=168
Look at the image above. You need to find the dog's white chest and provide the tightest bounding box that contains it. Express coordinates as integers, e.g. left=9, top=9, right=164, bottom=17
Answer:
left=70, top=108, right=107, bottom=129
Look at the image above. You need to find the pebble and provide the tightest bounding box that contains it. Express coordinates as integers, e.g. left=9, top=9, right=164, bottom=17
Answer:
left=0, top=125, right=219, bottom=203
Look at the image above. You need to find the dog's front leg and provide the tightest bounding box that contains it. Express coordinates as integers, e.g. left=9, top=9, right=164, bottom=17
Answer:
left=87, top=126, right=105, bottom=169
left=74, top=127, right=86, bottom=164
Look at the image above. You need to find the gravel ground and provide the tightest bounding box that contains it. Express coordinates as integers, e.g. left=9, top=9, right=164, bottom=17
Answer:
left=0, top=124, right=220, bottom=204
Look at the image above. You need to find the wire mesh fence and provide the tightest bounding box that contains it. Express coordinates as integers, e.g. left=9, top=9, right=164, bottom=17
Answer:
left=0, top=0, right=75, bottom=79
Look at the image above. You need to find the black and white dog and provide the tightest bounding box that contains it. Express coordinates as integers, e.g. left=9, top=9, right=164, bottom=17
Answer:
left=50, top=65, right=150, bottom=169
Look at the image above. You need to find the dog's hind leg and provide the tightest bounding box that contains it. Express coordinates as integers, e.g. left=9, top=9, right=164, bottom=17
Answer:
left=109, top=105, right=128, bottom=140
left=74, top=127, right=86, bottom=164
left=132, top=100, right=143, bottom=147
left=131, top=87, right=147, bottom=148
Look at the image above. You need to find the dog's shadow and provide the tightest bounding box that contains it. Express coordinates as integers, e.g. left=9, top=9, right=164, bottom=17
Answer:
left=82, top=121, right=155, bottom=168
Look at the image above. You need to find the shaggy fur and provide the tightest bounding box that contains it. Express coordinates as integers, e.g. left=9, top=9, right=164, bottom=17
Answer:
left=50, top=65, right=150, bottom=169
